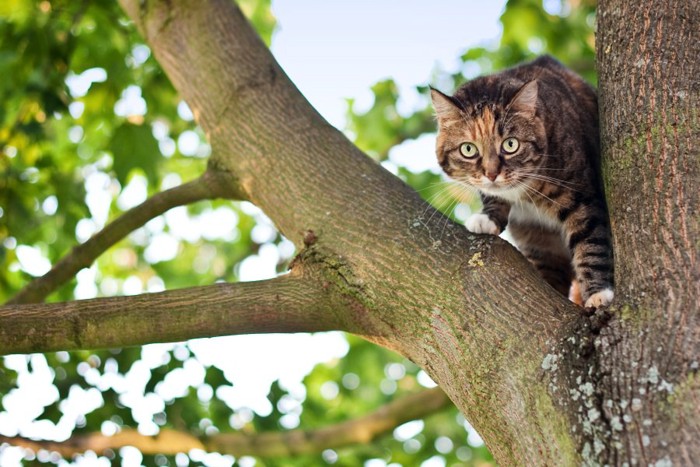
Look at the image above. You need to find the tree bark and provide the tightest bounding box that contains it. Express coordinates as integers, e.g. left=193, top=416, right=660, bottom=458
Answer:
left=594, top=0, right=700, bottom=464
left=116, top=0, right=583, bottom=462
left=2, top=0, right=697, bottom=464
left=0, top=272, right=352, bottom=355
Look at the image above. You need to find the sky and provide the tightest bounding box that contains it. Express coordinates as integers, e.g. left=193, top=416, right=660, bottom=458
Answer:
left=2, top=2, right=506, bottom=465
left=272, top=0, right=505, bottom=128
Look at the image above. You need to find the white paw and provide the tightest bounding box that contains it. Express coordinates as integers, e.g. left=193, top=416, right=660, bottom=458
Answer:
left=466, top=213, right=500, bottom=235
left=584, top=288, right=614, bottom=308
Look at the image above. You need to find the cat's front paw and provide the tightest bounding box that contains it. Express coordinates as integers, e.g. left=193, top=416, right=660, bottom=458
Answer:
left=466, top=213, right=500, bottom=235
left=584, top=288, right=614, bottom=309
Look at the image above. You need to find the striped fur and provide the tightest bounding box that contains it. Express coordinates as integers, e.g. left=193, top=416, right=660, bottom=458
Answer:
left=431, top=56, right=614, bottom=308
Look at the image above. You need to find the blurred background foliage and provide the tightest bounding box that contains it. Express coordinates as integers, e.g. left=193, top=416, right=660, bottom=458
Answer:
left=0, top=0, right=594, bottom=465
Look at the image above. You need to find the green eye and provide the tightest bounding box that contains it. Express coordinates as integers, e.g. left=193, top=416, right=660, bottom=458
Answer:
left=502, top=137, right=520, bottom=154
left=459, top=142, right=478, bottom=158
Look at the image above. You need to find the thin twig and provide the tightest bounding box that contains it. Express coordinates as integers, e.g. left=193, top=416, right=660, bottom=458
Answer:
left=0, top=388, right=451, bottom=458
left=7, top=169, right=241, bottom=305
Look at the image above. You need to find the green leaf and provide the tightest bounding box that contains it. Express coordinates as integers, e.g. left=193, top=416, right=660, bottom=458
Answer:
left=110, top=122, right=161, bottom=186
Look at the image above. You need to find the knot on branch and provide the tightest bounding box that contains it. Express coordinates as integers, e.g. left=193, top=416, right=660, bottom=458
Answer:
left=303, top=229, right=318, bottom=247
left=583, top=306, right=613, bottom=335
left=132, top=0, right=176, bottom=41
left=290, top=242, right=373, bottom=311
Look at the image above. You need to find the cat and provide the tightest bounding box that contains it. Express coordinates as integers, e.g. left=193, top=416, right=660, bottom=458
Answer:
left=430, top=55, right=614, bottom=309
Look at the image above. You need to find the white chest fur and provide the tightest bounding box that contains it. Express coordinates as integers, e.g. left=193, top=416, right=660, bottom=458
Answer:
left=508, top=200, right=563, bottom=232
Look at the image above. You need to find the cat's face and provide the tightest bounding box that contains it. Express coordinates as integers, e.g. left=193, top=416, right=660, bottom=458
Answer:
left=431, top=80, right=547, bottom=199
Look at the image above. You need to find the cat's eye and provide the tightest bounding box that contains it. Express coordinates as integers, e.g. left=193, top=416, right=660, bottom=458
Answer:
left=459, top=142, right=478, bottom=158
left=501, top=137, right=520, bottom=154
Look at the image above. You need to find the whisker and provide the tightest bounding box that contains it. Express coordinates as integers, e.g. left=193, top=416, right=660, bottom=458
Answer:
left=417, top=179, right=479, bottom=239
left=421, top=187, right=456, bottom=223
left=438, top=197, right=461, bottom=240
left=518, top=179, right=566, bottom=208
left=420, top=180, right=460, bottom=202
left=415, top=180, right=453, bottom=193
left=514, top=180, right=537, bottom=206
left=516, top=173, right=583, bottom=192
left=420, top=181, right=473, bottom=226
left=518, top=166, right=571, bottom=172
left=440, top=182, right=483, bottom=239
left=519, top=173, right=581, bottom=186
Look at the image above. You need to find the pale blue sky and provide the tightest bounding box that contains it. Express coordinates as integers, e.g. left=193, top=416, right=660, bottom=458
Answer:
left=271, top=0, right=506, bottom=127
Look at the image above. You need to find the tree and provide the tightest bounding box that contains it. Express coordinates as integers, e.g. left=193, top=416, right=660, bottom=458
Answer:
left=1, top=0, right=697, bottom=466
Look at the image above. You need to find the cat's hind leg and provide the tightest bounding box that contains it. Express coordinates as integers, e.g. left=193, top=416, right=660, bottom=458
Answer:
left=509, top=221, right=574, bottom=298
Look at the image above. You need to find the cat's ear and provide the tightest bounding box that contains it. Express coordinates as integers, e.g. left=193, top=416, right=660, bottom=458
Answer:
left=508, top=80, right=539, bottom=117
left=430, top=87, right=462, bottom=122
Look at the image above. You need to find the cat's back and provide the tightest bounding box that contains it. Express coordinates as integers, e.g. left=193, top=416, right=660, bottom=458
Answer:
left=500, top=56, right=600, bottom=166
left=511, top=56, right=598, bottom=123
left=453, top=56, right=597, bottom=122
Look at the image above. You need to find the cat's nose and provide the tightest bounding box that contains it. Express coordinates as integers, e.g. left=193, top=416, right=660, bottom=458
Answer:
left=485, top=171, right=498, bottom=182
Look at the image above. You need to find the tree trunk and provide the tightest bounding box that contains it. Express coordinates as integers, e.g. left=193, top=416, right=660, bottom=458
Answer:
left=594, top=0, right=700, bottom=464
left=2, top=0, right=697, bottom=464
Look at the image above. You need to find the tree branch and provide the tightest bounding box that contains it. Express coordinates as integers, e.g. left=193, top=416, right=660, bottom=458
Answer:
left=0, top=388, right=451, bottom=458
left=114, top=1, right=585, bottom=463
left=7, top=169, right=240, bottom=306
left=0, top=271, right=351, bottom=355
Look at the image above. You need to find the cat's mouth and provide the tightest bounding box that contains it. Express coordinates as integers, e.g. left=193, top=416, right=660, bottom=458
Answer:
left=479, top=183, right=513, bottom=193
left=475, top=176, right=517, bottom=191
left=473, top=177, right=526, bottom=199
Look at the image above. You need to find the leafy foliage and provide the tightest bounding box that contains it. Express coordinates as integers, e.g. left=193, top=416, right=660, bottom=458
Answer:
left=0, top=0, right=594, bottom=466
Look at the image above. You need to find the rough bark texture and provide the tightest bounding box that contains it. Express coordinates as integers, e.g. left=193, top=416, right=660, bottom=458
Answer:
left=595, top=1, right=700, bottom=464
left=0, top=272, right=349, bottom=355
left=1, top=0, right=697, bottom=464
left=115, top=0, right=584, bottom=463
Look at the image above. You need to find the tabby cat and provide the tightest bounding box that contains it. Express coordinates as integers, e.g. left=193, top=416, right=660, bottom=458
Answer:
left=430, top=56, right=614, bottom=308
